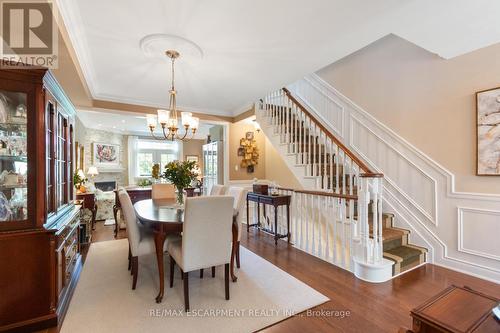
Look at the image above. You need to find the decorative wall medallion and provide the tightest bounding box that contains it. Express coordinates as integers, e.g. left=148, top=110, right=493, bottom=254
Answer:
left=238, top=132, right=259, bottom=173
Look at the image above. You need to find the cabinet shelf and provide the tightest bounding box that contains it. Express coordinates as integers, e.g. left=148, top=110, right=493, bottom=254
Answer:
left=0, top=183, right=26, bottom=190
left=0, top=155, right=27, bottom=162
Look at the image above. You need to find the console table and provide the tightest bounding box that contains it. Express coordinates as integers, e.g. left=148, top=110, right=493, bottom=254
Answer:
left=76, top=192, right=97, bottom=230
left=113, top=187, right=152, bottom=237
left=246, top=192, right=291, bottom=245
left=410, top=285, right=499, bottom=333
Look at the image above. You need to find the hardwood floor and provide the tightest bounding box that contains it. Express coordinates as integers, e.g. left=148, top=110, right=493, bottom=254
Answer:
left=45, top=221, right=499, bottom=333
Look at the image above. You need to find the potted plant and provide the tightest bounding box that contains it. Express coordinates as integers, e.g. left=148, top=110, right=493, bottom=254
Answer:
left=162, top=160, right=197, bottom=205
left=73, top=169, right=87, bottom=193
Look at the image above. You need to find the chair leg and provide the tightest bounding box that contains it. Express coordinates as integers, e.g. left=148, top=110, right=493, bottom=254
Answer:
left=183, top=272, right=189, bottom=312
left=169, top=256, right=175, bottom=288
left=212, top=266, right=215, bottom=278
left=236, top=241, right=241, bottom=268
left=128, top=244, right=132, bottom=271
left=224, top=263, right=230, bottom=300
left=200, top=269, right=204, bottom=279
left=132, top=256, right=138, bottom=290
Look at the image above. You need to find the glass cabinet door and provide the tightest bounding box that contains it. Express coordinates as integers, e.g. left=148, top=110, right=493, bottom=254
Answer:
left=0, top=89, right=28, bottom=222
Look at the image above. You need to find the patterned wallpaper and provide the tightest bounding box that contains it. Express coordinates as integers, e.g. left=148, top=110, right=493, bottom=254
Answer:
left=75, top=117, right=129, bottom=187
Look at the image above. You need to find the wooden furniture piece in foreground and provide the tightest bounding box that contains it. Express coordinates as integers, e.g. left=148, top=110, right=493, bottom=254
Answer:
left=0, top=67, right=81, bottom=332
left=134, top=198, right=239, bottom=303
left=410, top=285, right=499, bottom=333
left=246, top=192, right=291, bottom=245
left=113, top=186, right=152, bottom=237
left=76, top=192, right=97, bottom=230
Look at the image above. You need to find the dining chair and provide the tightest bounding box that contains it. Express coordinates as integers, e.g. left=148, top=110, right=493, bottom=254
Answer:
left=226, top=186, right=247, bottom=269
left=167, top=196, right=234, bottom=311
left=119, top=190, right=178, bottom=290
left=152, top=183, right=176, bottom=200
left=209, top=184, right=226, bottom=196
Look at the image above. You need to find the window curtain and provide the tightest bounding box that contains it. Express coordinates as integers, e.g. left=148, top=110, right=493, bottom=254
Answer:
left=127, top=135, right=139, bottom=185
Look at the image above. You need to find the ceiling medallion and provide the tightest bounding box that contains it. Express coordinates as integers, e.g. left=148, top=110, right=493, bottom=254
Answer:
left=146, top=50, right=199, bottom=141
left=139, top=34, right=203, bottom=65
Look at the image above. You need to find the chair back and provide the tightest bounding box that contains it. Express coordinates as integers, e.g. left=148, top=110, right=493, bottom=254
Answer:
left=226, top=186, right=247, bottom=211
left=152, top=183, right=175, bottom=199
left=118, top=191, right=141, bottom=255
left=181, top=196, right=234, bottom=272
left=210, top=184, right=226, bottom=196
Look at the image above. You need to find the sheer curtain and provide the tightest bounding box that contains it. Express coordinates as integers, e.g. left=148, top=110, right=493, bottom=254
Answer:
left=127, top=136, right=139, bottom=186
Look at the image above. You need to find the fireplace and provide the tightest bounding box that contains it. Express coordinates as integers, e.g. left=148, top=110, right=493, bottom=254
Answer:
left=94, top=181, right=117, bottom=192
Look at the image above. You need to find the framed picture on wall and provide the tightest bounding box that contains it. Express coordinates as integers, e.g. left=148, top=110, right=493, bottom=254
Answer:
left=186, top=155, right=199, bottom=163
left=476, top=87, right=500, bottom=175
left=93, top=142, right=120, bottom=168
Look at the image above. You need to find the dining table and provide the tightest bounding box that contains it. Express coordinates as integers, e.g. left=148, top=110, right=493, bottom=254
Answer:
left=134, top=198, right=239, bottom=303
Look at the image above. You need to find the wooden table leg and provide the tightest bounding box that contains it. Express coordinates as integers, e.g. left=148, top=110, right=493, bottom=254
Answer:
left=91, top=205, right=97, bottom=230
left=154, top=229, right=167, bottom=303
left=246, top=198, right=249, bottom=232
left=286, top=203, right=291, bottom=243
left=231, top=221, right=238, bottom=282
left=274, top=205, right=278, bottom=245
left=113, top=205, right=119, bottom=238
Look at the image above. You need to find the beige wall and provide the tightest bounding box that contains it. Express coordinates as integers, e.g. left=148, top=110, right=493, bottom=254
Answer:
left=317, top=35, right=500, bottom=194
left=264, top=137, right=303, bottom=189
left=182, top=139, right=204, bottom=172
left=229, top=121, right=266, bottom=180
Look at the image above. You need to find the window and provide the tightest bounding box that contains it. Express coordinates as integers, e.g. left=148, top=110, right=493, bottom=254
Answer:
left=136, top=140, right=179, bottom=177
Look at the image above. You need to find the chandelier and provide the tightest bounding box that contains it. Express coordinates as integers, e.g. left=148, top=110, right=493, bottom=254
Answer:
left=146, top=50, right=199, bottom=141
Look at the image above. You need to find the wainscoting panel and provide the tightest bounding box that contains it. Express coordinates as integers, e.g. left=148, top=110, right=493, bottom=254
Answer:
left=458, top=207, right=500, bottom=262
left=287, top=74, right=500, bottom=282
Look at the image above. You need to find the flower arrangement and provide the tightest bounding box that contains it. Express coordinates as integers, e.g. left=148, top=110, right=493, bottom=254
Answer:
left=151, top=163, right=160, bottom=180
left=162, top=160, right=197, bottom=205
left=73, top=169, right=87, bottom=191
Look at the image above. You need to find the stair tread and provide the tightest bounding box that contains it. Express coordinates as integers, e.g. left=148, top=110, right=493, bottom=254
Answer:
left=384, top=245, right=426, bottom=260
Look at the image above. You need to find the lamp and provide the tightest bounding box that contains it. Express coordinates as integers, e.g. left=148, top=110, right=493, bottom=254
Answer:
left=87, top=166, right=99, bottom=178
left=146, top=50, right=199, bottom=141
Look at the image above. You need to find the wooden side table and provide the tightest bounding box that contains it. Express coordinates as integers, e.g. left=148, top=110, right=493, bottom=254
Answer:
left=246, top=192, right=291, bottom=245
left=410, top=285, right=499, bottom=333
left=76, top=192, right=97, bottom=230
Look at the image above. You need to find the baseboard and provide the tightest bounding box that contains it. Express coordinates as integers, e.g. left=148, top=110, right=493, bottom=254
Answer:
left=0, top=313, right=57, bottom=333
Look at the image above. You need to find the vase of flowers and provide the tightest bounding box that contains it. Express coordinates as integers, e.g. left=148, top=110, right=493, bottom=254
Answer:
left=162, top=160, right=197, bottom=206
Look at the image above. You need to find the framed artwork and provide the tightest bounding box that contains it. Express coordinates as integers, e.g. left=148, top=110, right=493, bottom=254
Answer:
left=93, top=142, right=119, bottom=167
left=237, top=147, right=245, bottom=156
left=476, top=87, right=500, bottom=175
left=245, top=131, right=254, bottom=140
left=186, top=155, right=199, bottom=163
left=239, top=138, right=246, bottom=146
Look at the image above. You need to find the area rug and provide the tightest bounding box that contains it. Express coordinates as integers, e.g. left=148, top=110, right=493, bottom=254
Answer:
left=61, top=239, right=328, bottom=333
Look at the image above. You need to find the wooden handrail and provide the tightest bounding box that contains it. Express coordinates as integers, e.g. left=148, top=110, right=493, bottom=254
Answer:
left=276, top=187, right=358, bottom=200
left=281, top=87, right=383, bottom=178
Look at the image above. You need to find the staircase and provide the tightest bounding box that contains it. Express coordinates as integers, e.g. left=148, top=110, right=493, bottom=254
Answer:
left=256, top=88, right=427, bottom=280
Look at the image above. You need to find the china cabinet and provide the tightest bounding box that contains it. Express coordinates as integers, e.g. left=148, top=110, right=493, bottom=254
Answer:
left=0, top=66, right=81, bottom=332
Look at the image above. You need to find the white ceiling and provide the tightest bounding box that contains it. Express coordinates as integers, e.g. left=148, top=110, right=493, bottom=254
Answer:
left=77, top=109, right=212, bottom=139
left=57, top=0, right=500, bottom=116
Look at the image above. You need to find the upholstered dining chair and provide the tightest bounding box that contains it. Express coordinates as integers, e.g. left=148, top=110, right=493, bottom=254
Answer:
left=209, top=184, right=226, bottom=196
left=167, top=196, right=234, bottom=311
left=119, top=190, right=177, bottom=290
left=226, top=186, right=247, bottom=269
left=152, top=183, right=176, bottom=200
